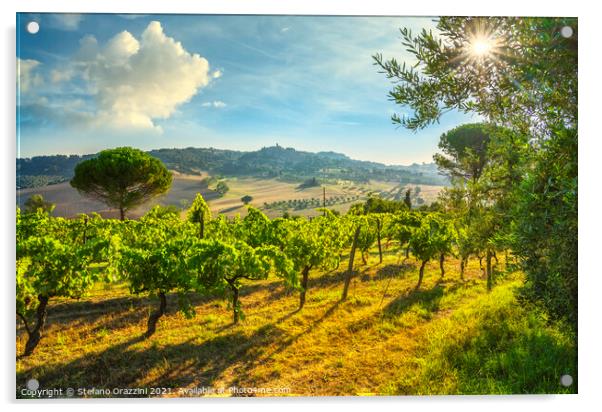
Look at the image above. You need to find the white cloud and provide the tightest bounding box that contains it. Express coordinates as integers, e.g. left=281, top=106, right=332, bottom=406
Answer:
left=212, top=70, right=222, bottom=79
left=50, top=68, right=72, bottom=83
left=70, top=21, right=212, bottom=131
left=202, top=100, right=227, bottom=108
left=104, top=31, right=140, bottom=63
left=47, top=14, right=83, bottom=31
left=17, top=58, right=43, bottom=93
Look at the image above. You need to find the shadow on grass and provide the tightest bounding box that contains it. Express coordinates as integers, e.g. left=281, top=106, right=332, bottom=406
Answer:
left=383, top=282, right=446, bottom=318
left=369, top=263, right=413, bottom=282
left=218, top=204, right=243, bottom=214
left=264, top=269, right=348, bottom=302
left=27, top=277, right=288, bottom=336
left=17, top=323, right=287, bottom=397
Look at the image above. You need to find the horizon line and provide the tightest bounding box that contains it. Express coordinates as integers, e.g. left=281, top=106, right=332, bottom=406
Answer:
left=16, top=143, right=436, bottom=168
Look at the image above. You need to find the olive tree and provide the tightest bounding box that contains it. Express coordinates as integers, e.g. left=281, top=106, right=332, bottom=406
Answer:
left=375, top=17, right=577, bottom=324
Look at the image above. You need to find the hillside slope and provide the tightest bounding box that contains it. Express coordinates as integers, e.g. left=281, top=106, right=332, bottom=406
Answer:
left=17, top=145, right=448, bottom=189
left=16, top=251, right=575, bottom=397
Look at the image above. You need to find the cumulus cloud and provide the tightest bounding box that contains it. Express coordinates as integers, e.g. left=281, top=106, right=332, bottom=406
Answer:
left=212, top=70, right=222, bottom=79
left=17, top=58, right=43, bottom=93
left=68, top=21, right=212, bottom=130
left=202, top=100, right=226, bottom=108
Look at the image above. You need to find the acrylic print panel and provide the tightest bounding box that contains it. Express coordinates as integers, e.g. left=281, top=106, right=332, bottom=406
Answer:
left=16, top=13, right=577, bottom=397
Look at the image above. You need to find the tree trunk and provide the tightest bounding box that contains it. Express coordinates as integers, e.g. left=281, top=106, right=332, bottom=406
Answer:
left=199, top=215, right=205, bottom=239
left=342, top=226, right=361, bottom=301
left=119, top=206, right=125, bottom=221
left=377, top=219, right=383, bottom=263
left=405, top=246, right=410, bottom=259
left=439, top=253, right=445, bottom=278
left=82, top=216, right=88, bottom=244
left=232, top=286, right=240, bottom=324
left=460, top=257, right=465, bottom=280
left=145, top=292, right=167, bottom=338
left=299, top=265, right=311, bottom=310
left=361, top=251, right=367, bottom=265
left=486, top=250, right=493, bottom=291
left=22, top=295, right=49, bottom=357
left=479, top=255, right=484, bottom=274
left=416, top=260, right=427, bottom=290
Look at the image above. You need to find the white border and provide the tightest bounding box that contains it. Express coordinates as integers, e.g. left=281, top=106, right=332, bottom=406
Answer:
left=2, top=1, right=600, bottom=411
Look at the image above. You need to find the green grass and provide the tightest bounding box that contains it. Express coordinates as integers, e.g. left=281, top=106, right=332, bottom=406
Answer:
left=383, top=276, right=576, bottom=395
left=16, top=251, right=576, bottom=397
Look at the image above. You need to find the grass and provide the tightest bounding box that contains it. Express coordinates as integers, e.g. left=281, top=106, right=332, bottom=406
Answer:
left=16, top=250, right=576, bottom=397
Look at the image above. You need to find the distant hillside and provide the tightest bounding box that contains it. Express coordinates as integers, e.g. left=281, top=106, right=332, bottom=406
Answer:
left=16, top=145, right=448, bottom=189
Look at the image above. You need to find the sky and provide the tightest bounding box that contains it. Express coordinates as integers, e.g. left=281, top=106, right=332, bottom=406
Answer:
left=16, top=13, right=478, bottom=165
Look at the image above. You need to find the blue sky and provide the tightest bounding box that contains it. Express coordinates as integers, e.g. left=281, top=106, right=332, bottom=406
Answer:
left=17, top=13, right=477, bottom=165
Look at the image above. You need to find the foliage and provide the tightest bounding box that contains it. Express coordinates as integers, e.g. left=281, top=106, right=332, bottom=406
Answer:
left=355, top=215, right=379, bottom=265
left=297, top=177, right=320, bottom=189
left=375, top=17, right=577, bottom=326
left=215, top=180, right=229, bottom=195
left=241, top=195, right=253, bottom=205
left=187, top=193, right=211, bottom=238
left=188, top=238, right=295, bottom=323
left=410, top=214, right=455, bottom=262
left=512, top=127, right=577, bottom=326
left=16, top=210, right=115, bottom=355
left=23, top=194, right=55, bottom=215
left=403, top=189, right=412, bottom=209
left=386, top=211, right=423, bottom=258
left=70, top=147, right=172, bottom=220
left=433, top=123, right=493, bottom=182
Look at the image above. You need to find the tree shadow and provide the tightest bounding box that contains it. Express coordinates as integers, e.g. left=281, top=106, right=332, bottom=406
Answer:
left=382, top=283, right=446, bottom=318
left=244, top=301, right=342, bottom=371
left=218, top=205, right=243, bottom=214
left=25, top=280, right=292, bottom=338
left=264, top=270, right=347, bottom=302
left=366, top=263, right=414, bottom=282
left=17, top=323, right=287, bottom=397
left=30, top=291, right=227, bottom=338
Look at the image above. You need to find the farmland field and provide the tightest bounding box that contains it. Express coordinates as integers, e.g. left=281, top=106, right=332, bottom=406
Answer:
left=17, top=173, right=444, bottom=219
left=16, top=250, right=575, bottom=397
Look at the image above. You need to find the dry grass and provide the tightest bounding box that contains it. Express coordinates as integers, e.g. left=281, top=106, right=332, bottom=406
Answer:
left=16, top=173, right=217, bottom=219
left=17, top=175, right=404, bottom=220
left=206, top=178, right=399, bottom=219
left=17, top=247, right=575, bottom=398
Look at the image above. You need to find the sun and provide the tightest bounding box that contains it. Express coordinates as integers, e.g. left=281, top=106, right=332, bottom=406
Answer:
left=470, top=36, right=494, bottom=57
left=464, top=27, right=501, bottom=63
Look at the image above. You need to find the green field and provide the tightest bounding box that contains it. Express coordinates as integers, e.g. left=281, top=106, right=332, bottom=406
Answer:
left=16, top=250, right=575, bottom=397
